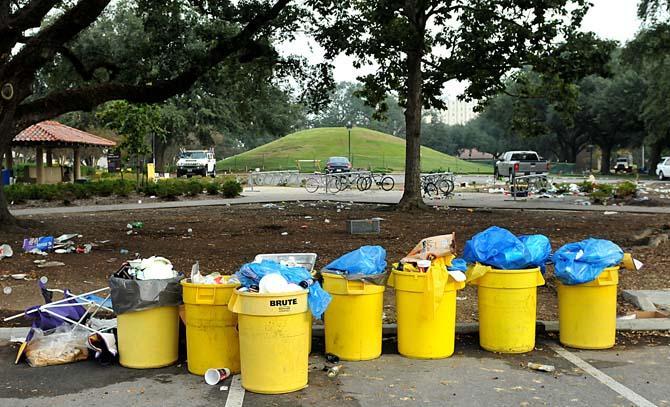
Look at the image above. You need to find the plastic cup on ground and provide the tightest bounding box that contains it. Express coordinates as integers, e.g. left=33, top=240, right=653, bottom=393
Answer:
left=204, top=368, right=231, bottom=385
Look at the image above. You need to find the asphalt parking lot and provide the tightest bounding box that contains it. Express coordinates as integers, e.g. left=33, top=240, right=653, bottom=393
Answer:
left=1, top=332, right=668, bottom=407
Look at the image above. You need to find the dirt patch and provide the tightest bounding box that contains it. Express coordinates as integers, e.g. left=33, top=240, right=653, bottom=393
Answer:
left=1, top=202, right=669, bottom=325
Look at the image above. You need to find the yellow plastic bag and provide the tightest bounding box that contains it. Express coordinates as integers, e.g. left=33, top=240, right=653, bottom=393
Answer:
left=465, top=262, right=492, bottom=284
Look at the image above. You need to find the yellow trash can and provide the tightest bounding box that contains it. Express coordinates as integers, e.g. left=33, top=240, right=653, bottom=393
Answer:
left=557, top=267, right=618, bottom=349
left=471, top=266, right=545, bottom=353
left=117, top=306, right=179, bottom=368
left=228, top=289, right=310, bottom=394
left=181, top=279, right=240, bottom=375
left=322, top=272, right=385, bottom=361
left=389, top=258, right=466, bottom=359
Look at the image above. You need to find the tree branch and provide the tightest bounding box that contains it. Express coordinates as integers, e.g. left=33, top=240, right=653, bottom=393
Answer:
left=1, top=0, right=112, bottom=86
left=0, top=0, right=59, bottom=56
left=57, top=45, right=118, bottom=81
left=14, top=0, right=290, bottom=130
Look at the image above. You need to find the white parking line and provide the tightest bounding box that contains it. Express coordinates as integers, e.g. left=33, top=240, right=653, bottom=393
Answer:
left=224, top=375, right=245, bottom=407
left=548, top=343, right=657, bottom=407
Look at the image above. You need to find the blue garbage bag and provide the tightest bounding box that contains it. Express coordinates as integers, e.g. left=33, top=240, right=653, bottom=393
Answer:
left=324, top=246, right=387, bottom=275
left=553, top=238, right=624, bottom=285
left=519, top=235, right=552, bottom=273
left=447, top=258, right=467, bottom=272
left=462, top=226, right=530, bottom=270
left=235, top=260, right=332, bottom=319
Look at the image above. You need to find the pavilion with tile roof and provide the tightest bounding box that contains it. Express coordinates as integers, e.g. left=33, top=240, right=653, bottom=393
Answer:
left=5, top=121, right=115, bottom=184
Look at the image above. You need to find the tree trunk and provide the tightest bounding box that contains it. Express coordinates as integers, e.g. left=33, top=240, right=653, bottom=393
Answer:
left=600, top=145, right=612, bottom=175
left=398, top=47, right=425, bottom=210
left=0, top=133, right=18, bottom=228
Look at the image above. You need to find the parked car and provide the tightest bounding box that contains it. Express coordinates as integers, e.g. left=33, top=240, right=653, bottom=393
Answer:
left=176, top=149, right=217, bottom=178
left=495, top=151, right=549, bottom=178
left=613, top=157, right=635, bottom=173
left=656, top=157, right=670, bottom=180
left=325, top=156, right=352, bottom=173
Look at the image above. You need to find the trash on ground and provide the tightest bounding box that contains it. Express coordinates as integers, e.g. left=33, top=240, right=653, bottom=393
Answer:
left=3, top=287, right=12, bottom=295
left=325, top=364, right=342, bottom=378
left=126, top=222, right=144, bottom=230
left=618, top=310, right=670, bottom=320
left=205, top=367, right=231, bottom=385
left=55, top=234, right=79, bottom=243
left=603, top=211, right=618, bottom=215
left=346, top=219, right=381, bottom=235
left=25, top=327, right=90, bottom=367
left=23, top=236, right=54, bottom=253
left=36, top=261, right=66, bottom=268
left=236, top=259, right=331, bottom=319
left=325, top=353, right=340, bottom=364
left=281, top=232, right=289, bottom=236
left=0, top=244, right=13, bottom=259
left=553, top=239, right=624, bottom=285
left=87, top=332, right=118, bottom=363
left=527, top=362, right=555, bottom=373
left=11, top=273, right=27, bottom=280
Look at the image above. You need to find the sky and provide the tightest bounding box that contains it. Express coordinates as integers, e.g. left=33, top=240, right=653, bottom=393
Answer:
left=280, top=0, right=642, bottom=97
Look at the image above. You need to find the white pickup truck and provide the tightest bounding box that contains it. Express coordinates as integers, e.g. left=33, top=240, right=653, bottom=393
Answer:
left=176, top=150, right=217, bottom=178
left=495, top=151, right=549, bottom=178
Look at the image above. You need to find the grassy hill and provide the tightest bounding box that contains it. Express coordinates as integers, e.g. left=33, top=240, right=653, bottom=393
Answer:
left=218, top=127, right=491, bottom=173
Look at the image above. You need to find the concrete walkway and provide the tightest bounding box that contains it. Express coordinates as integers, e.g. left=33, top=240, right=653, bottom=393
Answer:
left=10, top=187, right=670, bottom=216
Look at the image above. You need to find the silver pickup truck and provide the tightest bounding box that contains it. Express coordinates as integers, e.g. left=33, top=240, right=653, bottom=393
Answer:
left=495, top=151, right=549, bottom=178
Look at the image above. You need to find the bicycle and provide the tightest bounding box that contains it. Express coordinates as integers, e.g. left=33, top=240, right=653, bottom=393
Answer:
left=356, top=173, right=395, bottom=191
left=304, top=173, right=340, bottom=194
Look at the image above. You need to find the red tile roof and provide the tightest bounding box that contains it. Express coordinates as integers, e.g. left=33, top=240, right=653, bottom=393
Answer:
left=13, top=121, right=116, bottom=147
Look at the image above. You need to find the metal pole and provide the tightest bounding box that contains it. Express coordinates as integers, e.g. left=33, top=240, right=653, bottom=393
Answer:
left=348, top=128, right=351, bottom=162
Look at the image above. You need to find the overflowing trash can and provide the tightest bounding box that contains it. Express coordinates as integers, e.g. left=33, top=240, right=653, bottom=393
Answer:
left=553, top=239, right=639, bottom=349
left=110, top=257, right=183, bottom=369
left=181, top=277, right=240, bottom=375
left=557, top=267, right=619, bottom=349
left=322, top=273, right=385, bottom=360
left=230, top=258, right=331, bottom=394
left=228, top=289, right=311, bottom=394
left=471, top=266, right=545, bottom=353
left=321, top=246, right=387, bottom=361
left=389, top=255, right=465, bottom=359
left=462, top=227, right=551, bottom=353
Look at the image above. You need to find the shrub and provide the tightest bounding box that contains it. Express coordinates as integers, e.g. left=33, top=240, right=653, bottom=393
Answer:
left=221, top=180, right=242, bottom=198
left=112, top=179, right=135, bottom=197
left=142, top=182, right=159, bottom=197
left=578, top=181, right=595, bottom=193
left=155, top=180, right=182, bottom=199
left=186, top=179, right=203, bottom=196
left=590, top=183, right=614, bottom=204
left=615, top=181, right=637, bottom=198
left=206, top=182, right=220, bottom=195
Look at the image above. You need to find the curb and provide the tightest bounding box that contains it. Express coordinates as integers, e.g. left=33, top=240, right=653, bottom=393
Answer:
left=2, top=319, right=668, bottom=342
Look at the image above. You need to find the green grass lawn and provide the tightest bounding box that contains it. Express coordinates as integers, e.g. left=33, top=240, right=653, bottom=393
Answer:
left=218, top=127, right=491, bottom=173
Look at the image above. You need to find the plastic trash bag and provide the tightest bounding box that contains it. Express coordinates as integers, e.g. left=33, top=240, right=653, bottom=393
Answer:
left=25, top=326, right=89, bottom=367
left=553, top=238, right=624, bottom=285
left=323, top=246, right=387, bottom=282
left=447, top=258, right=467, bottom=272
left=235, top=260, right=331, bottom=319
left=462, top=227, right=530, bottom=270
left=519, top=235, right=552, bottom=273
left=109, top=274, right=184, bottom=315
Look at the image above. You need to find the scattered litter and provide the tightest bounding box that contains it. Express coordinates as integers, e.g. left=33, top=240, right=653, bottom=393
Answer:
left=23, top=236, right=54, bottom=253
left=187, top=228, right=193, bottom=234
left=11, top=274, right=27, bottom=280
left=603, top=211, right=618, bottom=215
left=304, top=216, right=313, bottom=219
left=325, top=353, right=340, bottom=364
left=456, top=296, right=467, bottom=301
left=126, top=222, right=143, bottom=230
left=205, top=367, right=231, bottom=386
left=119, top=249, right=129, bottom=255
left=488, top=188, right=505, bottom=194
left=281, top=232, right=289, bottom=236
left=527, top=362, right=555, bottom=373
left=3, top=287, right=12, bottom=295
left=219, top=385, right=229, bottom=391
left=324, top=219, right=331, bottom=224
left=33, top=259, right=46, bottom=264
left=36, top=261, right=66, bottom=268
left=0, top=244, right=13, bottom=259
left=326, top=364, right=342, bottom=378
left=55, top=234, right=79, bottom=244
left=25, top=327, right=89, bottom=367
